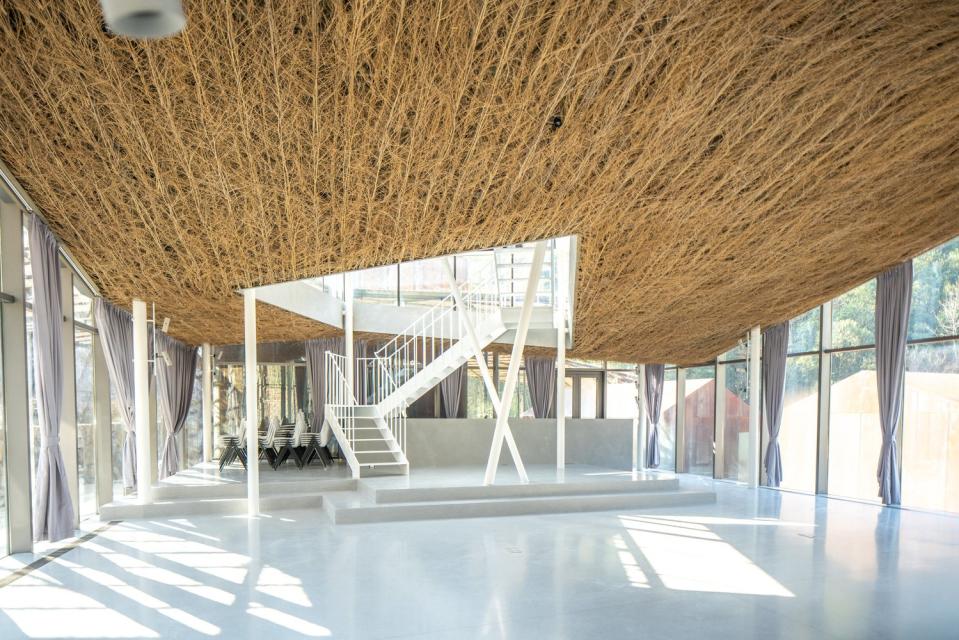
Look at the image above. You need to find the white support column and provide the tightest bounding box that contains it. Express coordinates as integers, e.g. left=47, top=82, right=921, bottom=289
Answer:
left=244, top=290, right=259, bottom=516
left=747, top=325, right=762, bottom=488
left=59, top=266, right=79, bottom=526
left=133, top=299, right=152, bottom=504
left=344, top=274, right=354, bottom=402
left=1, top=202, right=33, bottom=552
left=556, top=324, right=566, bottom=471
left=440, top=259, right=526, bottom=480
left=635, top=364, right=646, bottom=474
left=202, top=343, right=213, bottom=462
left=484, top=242, right=546, bottom=485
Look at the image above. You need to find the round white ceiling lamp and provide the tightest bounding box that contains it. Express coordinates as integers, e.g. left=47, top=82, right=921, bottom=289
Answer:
left=100, top=0, right=186, bottom=39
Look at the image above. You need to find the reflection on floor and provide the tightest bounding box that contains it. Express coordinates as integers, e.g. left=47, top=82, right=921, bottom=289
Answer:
left=1, top=477, right=958, bottom=639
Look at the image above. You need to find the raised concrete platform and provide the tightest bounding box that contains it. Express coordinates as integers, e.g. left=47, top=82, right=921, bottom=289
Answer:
left=99, top=461, right=356, bottom=519
left=98, top=463, right=715, bottom=524
left=323, top=467, right=716, bottom=525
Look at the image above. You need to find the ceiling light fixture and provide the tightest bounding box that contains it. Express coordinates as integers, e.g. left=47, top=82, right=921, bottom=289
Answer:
left=100, top=0, right=186, bottom=40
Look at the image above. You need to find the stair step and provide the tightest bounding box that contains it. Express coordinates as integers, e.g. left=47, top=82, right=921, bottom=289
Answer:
left=329, top=489, right=716, bottom=525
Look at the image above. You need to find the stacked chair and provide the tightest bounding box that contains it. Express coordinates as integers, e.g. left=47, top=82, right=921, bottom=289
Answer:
left=218, top=411, right=335, bottom=471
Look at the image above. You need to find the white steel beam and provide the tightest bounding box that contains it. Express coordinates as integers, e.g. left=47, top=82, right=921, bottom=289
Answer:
left=747, top=325, right=762, bottom=488
left=556, top=323, right=566, bottom=471
left=244, top=290, right=260, bottom=516
left=344, top=273, right=354, bottom=403
left=133, top=299, right=152, bottom=504
left=202, top=343, right=213, bottom=462
left=484, top=242, right=547, bottom=485
left=440, top=258, right=527, bottom=482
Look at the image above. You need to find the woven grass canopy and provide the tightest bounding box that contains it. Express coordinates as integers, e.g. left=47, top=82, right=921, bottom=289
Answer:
left=1, top=1, right=957, bottom=364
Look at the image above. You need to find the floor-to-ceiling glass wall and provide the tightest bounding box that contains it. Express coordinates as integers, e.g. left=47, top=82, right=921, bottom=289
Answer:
left=900, top=236, right=959, bottom=512
left=720, top=360, right=749, bottom=482
left=658, top=367, right=678, bottom=471
left=683, top=365, right=715, bottom=476
left=75, top=323, right=96, bottom=518
left=776, top=308, right=820, bottom=492
left=827, top=279, right=881, bottom=502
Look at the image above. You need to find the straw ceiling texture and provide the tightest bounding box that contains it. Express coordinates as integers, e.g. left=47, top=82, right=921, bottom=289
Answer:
left=1, top=1, right=957, bottom=364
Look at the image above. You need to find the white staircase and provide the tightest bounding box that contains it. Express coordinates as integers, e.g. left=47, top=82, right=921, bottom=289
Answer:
left=325, top=255, right=515, bottom=479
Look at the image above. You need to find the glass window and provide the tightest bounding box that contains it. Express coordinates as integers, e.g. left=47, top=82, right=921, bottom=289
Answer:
left=683, top=365, right=715, bottom=477
left=110, top=383, right=126, bottom=496
left=831, top=279, right=876, bottom=348
left=466, top=363, right=495, bottom=419
left=658, top=368, right=678, bottom=472
left=213, top=365, right=245, bottom=444
left=75, top=328, right=96, bottom=519
left=180, top=367, right=203, bottom=470
left=909, top=237, right=959, bottom=340
left=788, top=307, right=821, bottom=354
left=901, top=340, right=959, bottom=513
left=73, top=286, right=93, bottom=326
left=719, top=342, right=747, bottom=362
left=606, top=361, right=635, bottom=370
left=721, top=362, right=749, bottom=482
left=778, top=354, right=819, bottom=492
left=827, top=349, right=880, bottom=502
left=567, top=358, right=603, bottom=369
left=605, top=369, right=637, bottom=419
left=496, top=354, right=533, bottom=418
left=353, top=264, right=398, bottom=305
left=579, top=376, right=598, bottom=419
left=400, top=257, right=452, bottom=307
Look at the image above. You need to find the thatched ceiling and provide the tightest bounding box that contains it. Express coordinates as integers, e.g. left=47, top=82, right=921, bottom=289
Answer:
left=1, top=1, right=957, bottom=364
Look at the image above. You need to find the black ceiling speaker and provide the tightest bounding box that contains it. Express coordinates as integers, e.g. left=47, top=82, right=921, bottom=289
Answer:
left=100, top=0, right=186, bottom=39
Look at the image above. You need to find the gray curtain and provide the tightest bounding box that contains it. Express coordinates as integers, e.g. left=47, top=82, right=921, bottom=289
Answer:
left=306, top=337, right=344, bottom=432
left=157, top=332, right=199, bottom=478
left=440, top=365, right=466, bottom=417
left=30, top=215, right=75, bottom=542
left=525, top=356, right=556, bottom=418
left=94, top=298, right=138, bottom=489
left=876, top=261, right=912, bottom=505
left=644, top=364, right=665, bottom=468
left=762, top=321, right=790, bottom=487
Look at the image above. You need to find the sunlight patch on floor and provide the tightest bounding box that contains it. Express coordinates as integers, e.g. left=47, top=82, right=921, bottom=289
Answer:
left=620, top=516, right=795, bottom=597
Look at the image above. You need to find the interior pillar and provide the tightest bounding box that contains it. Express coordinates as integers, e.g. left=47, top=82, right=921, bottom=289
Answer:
left=1, top=202, right=32, bottom=552
left=244, top=290, right=259, bottom=516
left=556, top=322, right=566, bottom=471
left=132, top=298, right=152, bottom=504
left=202, top=342, right=213, bottom=462
left=344, top=274, right=354, bottom=402
left=635, top=364, right=646, bottom=474
left=747, top=325, right=762, bottom=488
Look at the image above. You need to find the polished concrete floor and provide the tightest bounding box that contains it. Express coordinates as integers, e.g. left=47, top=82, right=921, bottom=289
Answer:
left=1, top=475, right=957, bottom=639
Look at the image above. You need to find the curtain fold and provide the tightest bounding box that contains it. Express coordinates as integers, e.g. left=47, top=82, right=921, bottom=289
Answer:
left=440, top=365, right=466, bottom=417
left=94, top=298, right=138, bottom=489
left=644, top=364, right=665, bottom=468
left=156, top=332, right=199, bottom=478
left=525, top=356, right=556, bottom=418
left=875, top=261, right=912, bottom=505
left=306, top=337, right=344, bottom=442
left=30, top=214, right=75, bottom=542
left=762, top=321, right=790, bottom=487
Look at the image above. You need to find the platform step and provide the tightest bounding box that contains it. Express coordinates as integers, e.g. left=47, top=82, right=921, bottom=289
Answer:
left=100, top=491, right=335, bottom=520
left=371, top=477, right=680, bottom=504
left=327, top=489, right=716, bottom=525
